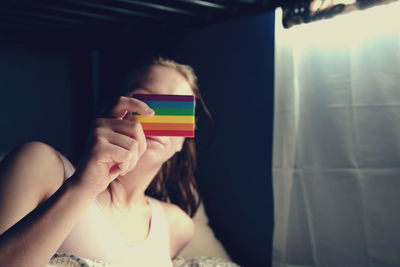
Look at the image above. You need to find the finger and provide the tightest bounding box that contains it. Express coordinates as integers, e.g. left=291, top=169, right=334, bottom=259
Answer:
left=120, top=138, right=140, bottom=176
left=110, top=96, right=154, bottom=119
left=94, top=140, right=133, bottom=174
left=96, top=127, right=138, bottom=151
left=96, top=118, right=138, bottom=139
left=95, top=127, right=142, bottom=176
left=118, top=122, right=145, bottom=176
left=132, top=122, right=147, bottom=157
left=124, top=149, right=139, bottom=176
left=105, top=117, right=146, bottom=156
left=121, top=145, right=140, bottom=176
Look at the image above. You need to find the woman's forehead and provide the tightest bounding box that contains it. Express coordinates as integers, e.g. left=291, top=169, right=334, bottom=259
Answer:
left=133, top=66, right=193, bottom=95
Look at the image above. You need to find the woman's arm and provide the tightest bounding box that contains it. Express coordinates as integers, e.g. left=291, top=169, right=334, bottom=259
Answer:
left=0, top=97, right=153, bottom=267
left=0, top=142, right=97, bottom=267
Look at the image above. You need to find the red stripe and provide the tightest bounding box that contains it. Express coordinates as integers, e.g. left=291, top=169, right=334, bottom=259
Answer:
left=132, top=94, right=194, bottom=102
left=142, top=123, right=194, bottom=131
left=144, top=130, right=194, bottom=137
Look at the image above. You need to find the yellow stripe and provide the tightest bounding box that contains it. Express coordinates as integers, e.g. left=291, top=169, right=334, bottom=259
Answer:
left=132, top=115, right=194, bottom=124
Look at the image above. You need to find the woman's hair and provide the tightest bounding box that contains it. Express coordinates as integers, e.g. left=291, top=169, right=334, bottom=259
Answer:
left=125, top=57, right=211, bottom=217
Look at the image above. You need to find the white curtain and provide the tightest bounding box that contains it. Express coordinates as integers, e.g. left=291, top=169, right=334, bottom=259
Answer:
left=273, top=3, right=400, bottom=267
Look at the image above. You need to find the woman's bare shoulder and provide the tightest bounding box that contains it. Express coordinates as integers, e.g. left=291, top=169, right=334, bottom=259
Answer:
left=2, top=141, right=66, bottom=193
left=0, top=141, right=66, bottom=234
left=6, top=141, right=60, bottom=160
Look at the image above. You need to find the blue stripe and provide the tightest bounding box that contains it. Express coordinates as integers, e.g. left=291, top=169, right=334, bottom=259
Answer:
left=141, top=100, right=194, bottom=109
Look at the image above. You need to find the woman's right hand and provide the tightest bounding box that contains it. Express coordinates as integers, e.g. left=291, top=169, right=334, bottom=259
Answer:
left=72, top=96, right=154, bottom=196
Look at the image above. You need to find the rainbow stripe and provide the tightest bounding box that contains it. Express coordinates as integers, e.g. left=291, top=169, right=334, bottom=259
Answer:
left=132, top=94, right=195, bottom=137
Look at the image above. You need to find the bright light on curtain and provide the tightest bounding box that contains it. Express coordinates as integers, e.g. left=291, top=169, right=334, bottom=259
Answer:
left=273, top=2, right=400, bottom=267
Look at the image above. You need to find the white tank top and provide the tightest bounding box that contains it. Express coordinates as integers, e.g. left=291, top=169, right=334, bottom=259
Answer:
left=56, top=153, right=173, bottom=267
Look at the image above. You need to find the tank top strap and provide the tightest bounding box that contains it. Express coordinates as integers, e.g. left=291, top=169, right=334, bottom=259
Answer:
left=145, top=197, right=171, bottom=250
left=57, top=152, right=75, bottom=180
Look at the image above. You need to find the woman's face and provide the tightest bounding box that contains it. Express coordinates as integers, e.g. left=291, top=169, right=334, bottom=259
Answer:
left=128, top=65, right=194, bottom=165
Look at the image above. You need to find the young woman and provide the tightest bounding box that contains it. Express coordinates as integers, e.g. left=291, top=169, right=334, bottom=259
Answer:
left=0, top=58, right=209, bottom=266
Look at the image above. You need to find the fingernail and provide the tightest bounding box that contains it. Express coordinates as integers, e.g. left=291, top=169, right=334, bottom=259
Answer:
left=147, top=108, right=155, bottom=115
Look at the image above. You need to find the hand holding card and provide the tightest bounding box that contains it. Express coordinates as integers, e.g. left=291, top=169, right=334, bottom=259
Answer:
left=131, top=94, right=195, bottom=137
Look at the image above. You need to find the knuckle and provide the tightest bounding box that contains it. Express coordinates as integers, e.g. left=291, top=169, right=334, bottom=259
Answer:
left=95, top=118, right=104, bottom=127
left=122, top=149, right=131, bottom=159
left=126, top=139, right=135, bottom=151
left=126, top=120, right=138, bottom=131
left=92, top=127, right=103, bottom=138
left=92, top=135, right=106, bottom=148
left=118, top=96, right=127, bottom=102
left=110, top=97, right=126, bottom=117
left=142, top=141, right=147, bottom=152
left=129, top=139, right=139, bottom=150
left=131, top=157, right=138, bottom=168
left=117, top=96, right=128, bottom=107
left=125, top=119, right=136, bottom=127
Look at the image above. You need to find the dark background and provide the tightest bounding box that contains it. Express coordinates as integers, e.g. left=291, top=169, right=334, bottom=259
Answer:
left=0, top=9, right=275, bottom=267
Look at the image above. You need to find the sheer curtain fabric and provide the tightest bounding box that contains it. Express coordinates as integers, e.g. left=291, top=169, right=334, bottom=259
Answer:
left=273, top=3, right=400, bottom=267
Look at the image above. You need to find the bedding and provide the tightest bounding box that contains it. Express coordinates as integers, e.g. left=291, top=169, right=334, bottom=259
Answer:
left=172, top=256, right=241, bottom=267
left=47, top=253, right=241, bottom=267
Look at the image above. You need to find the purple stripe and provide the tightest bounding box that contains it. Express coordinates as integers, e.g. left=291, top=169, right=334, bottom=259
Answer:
left=132, top=94, right=194, bottom=102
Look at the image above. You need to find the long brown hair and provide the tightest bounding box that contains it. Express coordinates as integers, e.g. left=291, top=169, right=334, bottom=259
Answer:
left=127, top=58, right=212, bottom=217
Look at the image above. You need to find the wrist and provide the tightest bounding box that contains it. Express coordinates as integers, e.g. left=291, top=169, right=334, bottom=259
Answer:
left=64, top=175, right=103, bottom=201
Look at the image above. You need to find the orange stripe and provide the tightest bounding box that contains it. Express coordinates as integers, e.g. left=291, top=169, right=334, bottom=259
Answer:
left=142, top=123, right=194, bottom=131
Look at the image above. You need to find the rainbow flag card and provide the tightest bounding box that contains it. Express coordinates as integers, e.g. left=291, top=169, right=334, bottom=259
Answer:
left=131, top=94, right=195, bottom=137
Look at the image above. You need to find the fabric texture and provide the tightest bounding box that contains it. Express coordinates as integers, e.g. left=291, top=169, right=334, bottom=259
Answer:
left=47, top=254, right=240, bottom=267
left=273, top=4, right=400, bottom=267
left=48, top=253, right=109, bottom=267
left=173, top=256, right=240, bottom=267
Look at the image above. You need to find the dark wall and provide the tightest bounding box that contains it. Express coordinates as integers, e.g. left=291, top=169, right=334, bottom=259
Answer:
left=169, top=12, right=275, bottom=267
left=99, top=11, right=275, bottom=267
left=0, top=45, right=73, bottom=158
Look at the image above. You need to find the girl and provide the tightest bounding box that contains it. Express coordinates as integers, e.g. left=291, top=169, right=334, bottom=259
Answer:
left=0, top=58, right=209, bottom=267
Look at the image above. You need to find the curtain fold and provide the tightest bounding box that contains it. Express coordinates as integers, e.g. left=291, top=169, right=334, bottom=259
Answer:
left=273, top=3, right=400, bottom=267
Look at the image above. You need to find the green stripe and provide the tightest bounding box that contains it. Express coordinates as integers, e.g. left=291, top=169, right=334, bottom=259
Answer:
left=133, top=108, right=194, bottom=116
